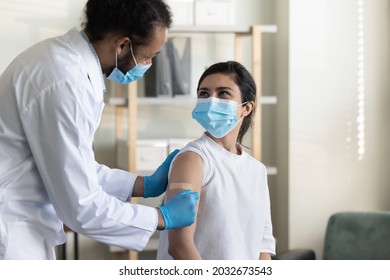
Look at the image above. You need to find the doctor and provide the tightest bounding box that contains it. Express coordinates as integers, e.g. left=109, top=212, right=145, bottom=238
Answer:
left=0, top=0, right=199, bottom=259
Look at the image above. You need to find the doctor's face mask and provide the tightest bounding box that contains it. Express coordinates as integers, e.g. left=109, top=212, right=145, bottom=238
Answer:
left=192, top=97, right=247, bottom=139
left=107, top=44, right=152, bottom=84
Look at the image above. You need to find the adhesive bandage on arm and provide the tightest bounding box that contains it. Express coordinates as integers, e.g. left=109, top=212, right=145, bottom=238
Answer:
left=168, top=182, right=193, bottom=191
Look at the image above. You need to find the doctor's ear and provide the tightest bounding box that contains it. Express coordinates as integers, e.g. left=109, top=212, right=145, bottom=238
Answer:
left=115, top=37, right=131, bottom=54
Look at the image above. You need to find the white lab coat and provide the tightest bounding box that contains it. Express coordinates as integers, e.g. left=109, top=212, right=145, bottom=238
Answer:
left=0, top=28, right=157, bottom=259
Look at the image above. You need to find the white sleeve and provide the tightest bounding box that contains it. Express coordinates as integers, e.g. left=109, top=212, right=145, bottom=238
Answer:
left=95, top=162, right=137, bottom=202
left=260, top=166, right=276, bottom=255
left=22, top=80, right=156, bottom=251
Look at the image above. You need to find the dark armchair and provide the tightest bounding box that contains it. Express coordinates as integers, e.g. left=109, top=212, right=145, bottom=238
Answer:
left=273, top=211, right=390, bottom=260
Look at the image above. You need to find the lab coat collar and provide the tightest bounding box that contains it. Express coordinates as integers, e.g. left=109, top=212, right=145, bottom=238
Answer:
left=64, top=28, right=105, bottom=95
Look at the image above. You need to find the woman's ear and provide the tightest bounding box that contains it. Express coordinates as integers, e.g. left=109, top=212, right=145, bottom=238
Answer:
left=241, top=101, right=255, bottom=117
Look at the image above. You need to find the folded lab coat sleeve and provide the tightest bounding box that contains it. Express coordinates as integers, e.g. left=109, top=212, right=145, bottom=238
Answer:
left=95, top=162, right=137, bottom=202
left=20, top=79, right=156, bottom=251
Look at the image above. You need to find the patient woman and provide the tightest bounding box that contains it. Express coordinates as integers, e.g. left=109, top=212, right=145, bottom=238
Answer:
left=156, top=61, right=275, bottom=260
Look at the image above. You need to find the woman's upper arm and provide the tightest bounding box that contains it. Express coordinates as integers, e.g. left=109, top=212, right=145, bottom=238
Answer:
left=166, top=151, right=203, bottom=251
left=167, top=151, right=203, bottom=198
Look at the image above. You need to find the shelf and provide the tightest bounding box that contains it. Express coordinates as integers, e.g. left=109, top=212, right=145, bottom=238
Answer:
left=266, top=166, right=278, bottom=176
left=170, top=24, right=278, bottom=34
left=106, top=96, right=277, bottom=106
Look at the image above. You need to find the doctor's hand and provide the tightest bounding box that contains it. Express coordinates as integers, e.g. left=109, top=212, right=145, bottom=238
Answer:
left=157, top=190, right=199, bottom=230
left=143, top=149, right=180, bottom=198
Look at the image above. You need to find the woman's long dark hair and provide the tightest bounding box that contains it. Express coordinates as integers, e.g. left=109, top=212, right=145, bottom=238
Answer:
left=197, top=61, right=257, bottom=144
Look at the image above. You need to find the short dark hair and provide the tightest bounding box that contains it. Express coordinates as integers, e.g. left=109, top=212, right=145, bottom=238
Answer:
left=197, top=61, right=257, bottom=144
left=82, top=0, right=172, bottom=47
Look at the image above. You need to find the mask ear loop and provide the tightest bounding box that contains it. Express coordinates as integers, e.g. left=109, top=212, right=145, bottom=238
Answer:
left=115, top=51, right=118, bottom=68
left=129, top=43, right=138, bottom=66
left=237, top=101, right=250, bottom=121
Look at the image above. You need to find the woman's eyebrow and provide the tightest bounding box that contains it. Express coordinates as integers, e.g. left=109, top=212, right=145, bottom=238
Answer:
left=198, top=86, right=234, bottom=91
left=216, top=86, right=234, bottom=91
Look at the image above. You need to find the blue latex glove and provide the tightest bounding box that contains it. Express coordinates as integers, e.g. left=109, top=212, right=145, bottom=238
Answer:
left=158, top=190, right=199, bottom=230
left=144, top=149, right=180, bottom=198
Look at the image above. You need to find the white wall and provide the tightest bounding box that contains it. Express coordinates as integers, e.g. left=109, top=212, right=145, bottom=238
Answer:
left=0, top=0, right=87, bottom=73
left=288, top=0, right=390, bottom=258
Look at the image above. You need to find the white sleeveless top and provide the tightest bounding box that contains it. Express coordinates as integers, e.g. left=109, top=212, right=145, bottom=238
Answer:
left=157, top=134, right=275, bottom=260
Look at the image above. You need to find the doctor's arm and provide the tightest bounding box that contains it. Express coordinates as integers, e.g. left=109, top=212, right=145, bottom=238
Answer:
left=166, top=152, right=203, bottom=260
left=96, top=150, right=179, bottom=201
left=22, top=82, right=158, bottom=250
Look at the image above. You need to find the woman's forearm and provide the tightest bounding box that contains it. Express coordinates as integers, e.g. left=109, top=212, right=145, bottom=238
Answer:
left=168, top=242, right=202, bottom=260
left=259, top=252, right=272, bottom=260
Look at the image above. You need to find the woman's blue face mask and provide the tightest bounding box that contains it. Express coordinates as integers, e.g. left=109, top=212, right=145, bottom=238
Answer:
left=107, top=44, right=152, bottom=84
left=192, top=97, right=247, bottom=138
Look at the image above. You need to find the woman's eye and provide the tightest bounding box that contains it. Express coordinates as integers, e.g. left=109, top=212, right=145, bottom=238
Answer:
left=218, top=90, right=230, bottom=97
left=198, top=91, right=209, bottom=97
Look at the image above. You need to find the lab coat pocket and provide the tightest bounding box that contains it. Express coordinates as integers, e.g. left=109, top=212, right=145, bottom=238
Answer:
left=2, top=221, right=56, bottom=259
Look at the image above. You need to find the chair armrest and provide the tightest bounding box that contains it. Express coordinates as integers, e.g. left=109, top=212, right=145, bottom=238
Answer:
left=272, top=249, right=316, bottom=260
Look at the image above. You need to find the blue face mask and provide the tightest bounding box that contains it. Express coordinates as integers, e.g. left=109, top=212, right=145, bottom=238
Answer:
left=192, top=97, right=246, bottom=138
left=107, top=44, right=152, bottom=84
